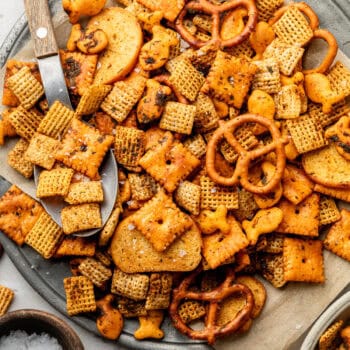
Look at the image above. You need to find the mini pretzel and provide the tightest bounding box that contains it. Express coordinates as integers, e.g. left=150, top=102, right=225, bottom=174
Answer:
left=268, top=2, right=319, bottom=30
left=206, top=114, right=288, bottom=194
left=153, top=74, right=189, bottom=104
left=169, top=267, right=254, bottom=344
left=302, top=29, right=338, bottom=75
left=175, top=0, right=258, bottom=49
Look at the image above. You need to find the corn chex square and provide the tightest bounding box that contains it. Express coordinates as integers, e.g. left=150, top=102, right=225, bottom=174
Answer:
left=9, top=106, right=42, bottom=141
left=275, top=85, right=302, bottom=120
left=272, top=6, right=314, bottom=47
left=252, top=59, right=281, bottom=94
left=160, top=102, right=196, bottom=135
left=7, top=138, right=34, bottom=178
left=25, top=132, right=59, bottom=170
left=114, top=126, right=145, bottom=167
left=76, top=84, right=112, bottom=116
left=36, top=168, right=74, bottom=198
left=145, top=273, right=173, bottom=310
left=139, top=132, right=200, bottom=193
left=61, top=203, right=102, bottom=234
left=101, top=75, right=147, bottom=122
left=283, top=237, right=325, bottom=283
left=25, top=211, right=64, bottom=259
left=178, top=300, right=206, bottom=324
left=327, top=61, right=350, bottom=97
left=257, top=253, right=286, bottom=288
left=64, top=181, right=104, bottom=205
left=0, top=185, right=43, bottom=245
left=0, top=285, right=14, bottom=316
left=174, top=180, right=201, bottom=216
left=64, top=276, right=96, bottom=316
left=200, top=176, right=238, bottom=210
left=286, top=114, right=327, bottom=154
left=193, top=92, right=219, bottom=132
left=256, top=0, right=284, bottom=22
left=183, top=134, right=207, bottom=159
left=128, top=173, right=156, bottom=201
left=319, top=196, right=341, bottom=226
left=111, top=268, right=149, bottom=301
left=7, top=66, right=44, bottom=109
left=55, top=118, right=114, bottom=179
left=132, top=190, right=193, bottom=252
left=167, top=57, right=205, bottom=102
left=78, top=257, right=112, bottom=288
left=37, top=101, right=75, bottom=139
left=54, top=236, right=96, bottom=257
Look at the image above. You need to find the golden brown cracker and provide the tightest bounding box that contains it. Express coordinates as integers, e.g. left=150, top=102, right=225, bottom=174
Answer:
left=54, top=236, right=96, bottom=257
left=314, top=183, right=350, bottom=203
left=7, top=138, right=34, bottom=178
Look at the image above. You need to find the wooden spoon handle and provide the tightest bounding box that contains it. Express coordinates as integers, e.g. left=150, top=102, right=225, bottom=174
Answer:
left=23, top=0, right=58, bottom=58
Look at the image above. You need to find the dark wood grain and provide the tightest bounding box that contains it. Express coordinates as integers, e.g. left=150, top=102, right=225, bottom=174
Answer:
left=23, top=0, right=58, bottom=58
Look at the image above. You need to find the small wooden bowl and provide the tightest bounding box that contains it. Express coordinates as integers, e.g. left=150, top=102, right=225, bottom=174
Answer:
left=0, top=309, right=84, bottom=349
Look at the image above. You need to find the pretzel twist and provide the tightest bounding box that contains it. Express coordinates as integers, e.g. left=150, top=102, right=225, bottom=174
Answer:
left=169, top=267, right=254, bottom=344
left=175, top=0, right=258, bottom=49
left=206, top=114, right=288, bottom=194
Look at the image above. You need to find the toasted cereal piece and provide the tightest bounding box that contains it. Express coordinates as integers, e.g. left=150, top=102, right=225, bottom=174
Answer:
left=182, top=43, right=217, bottom=70
left=202, top=216, right=249, bottom=269
left=233, top=188, right=259, bottom=221
left=203, top=51, right=258, bottom=108
left=64, top=181, right=104, bottom=205
left=101, top=75, right=146, bottom=122
left=61, top=203, right=102, bottom=234
left=272, top=6, right=314, bottom=47
left=134, top=310, right=164, bottom=340
left=2, top=60, right=41, bottom=107
left=319, top=196, right=341, bottom=226
left=37, top=101, right=75, bottom=139
left=0, top=285, right=14, bottom=316
left=314, top=183, right=350, bottom=203
left=9, top=106, right=42, bottom=141
left=78, top=257, right=112, bottom=288
left=0, top=185, right=43, bottom=245
left=319, top=320, right=344, bottom=350
left=25, top=133, right=59, bottom=170
left=145, top=273, right=172, bottom=310
left=128, top=173, right=156, bottom=201
left=64, top=276, right=96, bottom=316
left=94, top=250, right=112, bottom=267
left=327, top=61, right=350, bottom=97
left=76, top=85, right=112, bottom=116
left=257, top=253, right=286, bottom=288
left=256, top=234, right=284, bottom=254
left=117, top=296, right=147, bottom=318
left=302, top=143, right=350, bottom=189
left=166, top=28, right=181, bottom=60
left=308, top=101, right=350, bottom=128
left=36, top=168, right=74, bottom=198
left=54, top=236, right=96, bottom=257
left=252, top=59, right=281, bottom=94
left=174, top=181, right=201, bottom=216
left=166, top=57, right=205, bottom=102
left=55, top=118, right=114, bottom=179
left=192, top=14, right=212, bottom=33
left=200, top=175, right=238, bottom=210
left=263, top=38, right=304, bottom=76
left=183, top=134, right=207, bottom=159
left=7, top=66, right=44, bottom=109
left=60, top=50, right=98, bottom=96
left=139, top=132, right=200, bottom=193
left=7, top=138, right=34, bottom=178
left=275, top=85, right=302, bottom=119
left=276, top=194, right=320, bottom=237
left=132, top=190, right=193, bottom=252
left=282, top=164, right=315, bottom=205
left=256, top=0, right=284, bottom=22
left=193, top=92, right=219, bottom=132
left=114, top=126, right=145, bottom=167
left=242, top=208, right=284, bottom=245
left=287, top=114, right=327, bottom=154
left=111, top=216, right=202, bottom=273
left=178, top=300, right=206, bottom=324
left=283, top=237, right=324, bottom=283
left=111, top=268, right=149, bottom=301
left=226, top=40, right=255, bottom=59
left=136, top=0, right=184, bottom=21
left=324, top=209, right=350, bottom=261
left=159, top=102, right=196, bottom=135
left=24, top=211, right=64, bottom=259
left=99, top=207, right=121, bottom=247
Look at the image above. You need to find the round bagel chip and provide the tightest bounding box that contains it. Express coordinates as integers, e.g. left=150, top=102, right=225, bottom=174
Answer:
left=88, top=7, right=143, bottom=84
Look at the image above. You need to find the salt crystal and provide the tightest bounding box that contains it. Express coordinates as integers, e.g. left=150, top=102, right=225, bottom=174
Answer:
left=179, top=249, right=187, bottom=257
left=211, top=187, right=217, bottom=193
left=127, top=223, right=135, bottom=230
